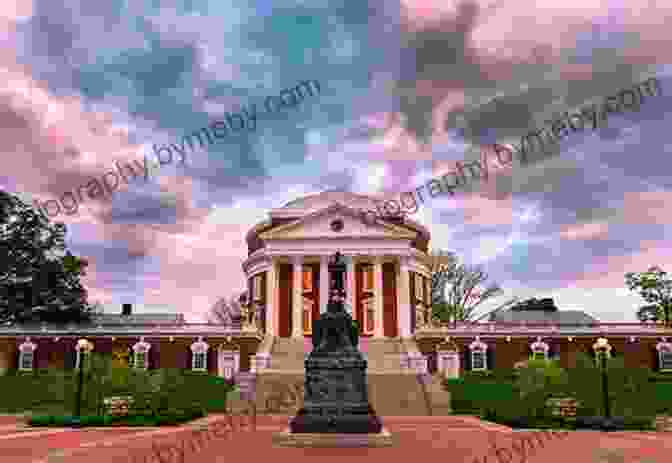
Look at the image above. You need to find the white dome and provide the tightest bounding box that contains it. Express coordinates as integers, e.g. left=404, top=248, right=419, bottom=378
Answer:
left=279, top=190, right=381, bottom=212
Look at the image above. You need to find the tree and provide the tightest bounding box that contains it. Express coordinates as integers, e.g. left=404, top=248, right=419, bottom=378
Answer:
left=429, top=249, right=459, bottom=306
left=636, top=304, right=664, bottom=323
left=207, top=292, right=245, bottom=325
left=0, top=190, right=92, bottom=324
left=625, top=266, right=672, bottom=327
left=429, top=249, right=504, bottom=325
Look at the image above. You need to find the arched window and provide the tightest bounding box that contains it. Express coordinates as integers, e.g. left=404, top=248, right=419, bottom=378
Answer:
left=132, top=337, right=151, bottom=370
left=530, top=337, right=550, bottom=361
left=190, top=336, right=209, bottom=372
left=18, top=337, right=36, bottom=371
left=469, top=337, right=488, bottom=371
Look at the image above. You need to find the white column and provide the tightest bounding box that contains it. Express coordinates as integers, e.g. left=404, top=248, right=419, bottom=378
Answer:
left=398, top=256, right=412, bottom=338
left=292, top=256, right=304, bottom=338
left=319, top=255, right=329, bottom=314
left=373, top=257, right=384, bottom=338
left=346, top=255, right=356, bottom=318
left=266, top=258, right=278, bottom=336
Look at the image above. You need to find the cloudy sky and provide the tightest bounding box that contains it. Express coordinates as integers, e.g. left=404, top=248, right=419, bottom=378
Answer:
left=2, top=0, right=671, bottom=322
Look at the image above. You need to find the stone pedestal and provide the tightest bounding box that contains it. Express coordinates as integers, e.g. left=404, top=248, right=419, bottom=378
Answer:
left=273, top=428, right=393, bottom=447
left=288, top=350, right=383, bottom=434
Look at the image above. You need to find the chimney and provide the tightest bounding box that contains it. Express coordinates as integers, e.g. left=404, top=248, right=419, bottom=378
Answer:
left=122, top=303, right=132, bottom=316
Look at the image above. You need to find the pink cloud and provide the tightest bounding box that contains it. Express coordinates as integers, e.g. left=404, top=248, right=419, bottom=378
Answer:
left=558, top=221, right=610, bottom=241
left=621, top=191, right=672, bottom=225
left=572, top=240, right=672, bottom=289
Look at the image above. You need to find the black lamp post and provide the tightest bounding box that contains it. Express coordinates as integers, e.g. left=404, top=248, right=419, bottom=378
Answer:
left=73, top=338, right=94, bottom=426
left=594, top=337, right=611, bottom=420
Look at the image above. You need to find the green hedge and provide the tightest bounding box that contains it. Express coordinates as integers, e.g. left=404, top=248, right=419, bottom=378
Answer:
left=444, top=378, right=518, bottom=414
left=0, top=365, right=234, bottom=418
left=458, top=355, right=666, bottom=428
left=27, top=409, right=205, bottom=427
left=652, top=382, right=672, bottom=414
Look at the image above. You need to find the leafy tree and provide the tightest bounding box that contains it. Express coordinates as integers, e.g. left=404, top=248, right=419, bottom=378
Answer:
left=207, top=293, right=245, bottom=325
left=636, top=304, right=664, bottom=323
left=0, top=190, right=92, bottom=324
left=625, top=266, right=672, bottom=326
left=429, top=249, right=458, bottom=306
left=428, top=249, right=505, bottom=325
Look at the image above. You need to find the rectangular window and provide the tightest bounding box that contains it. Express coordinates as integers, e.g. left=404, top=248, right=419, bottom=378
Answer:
left=303, top=297, right=313, bottom=334
left=134, top=352, right=147, bottom=369
left=363, top=297, right=375, bottom=334
left=363, top=267, right=374, bottom=292
left=471, top=351, right=487, bottom=370
left=19, top=352, right=34, bottom=371
left=253, top=275, right=262, bottom=301
left=659, top=351, right=672, bottom=372
left=302, top=268, right=313, bottom=293
left=414, top=274, right=423, bottom=301
left=192, top=352, right=207, bottom=371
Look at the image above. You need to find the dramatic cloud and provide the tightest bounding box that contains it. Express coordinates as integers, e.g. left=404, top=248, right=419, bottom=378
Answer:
left=2, top=0, right=671, bottom=321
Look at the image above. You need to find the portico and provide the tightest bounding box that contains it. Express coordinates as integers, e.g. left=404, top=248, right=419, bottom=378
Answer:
left=241, top=192, right=433, bottom=339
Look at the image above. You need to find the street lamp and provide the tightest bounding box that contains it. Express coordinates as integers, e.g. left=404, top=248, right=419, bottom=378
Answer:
left=593, top=337, right=611, bottom=420
left=73, top=338, right=94, bottom=426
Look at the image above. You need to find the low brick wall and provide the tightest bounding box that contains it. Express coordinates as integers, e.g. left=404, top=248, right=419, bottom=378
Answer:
left=103, top=396, right=134, bottom=417
left=655, top=415, right=672, bottom=432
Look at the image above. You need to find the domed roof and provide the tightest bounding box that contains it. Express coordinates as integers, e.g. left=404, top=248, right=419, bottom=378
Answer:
left=279, top=190, right=381, bottom=212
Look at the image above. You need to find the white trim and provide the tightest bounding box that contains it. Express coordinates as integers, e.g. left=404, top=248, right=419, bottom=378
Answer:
left=266, top=257, right=278, bottom=336
left=320, top=255, right=329, bottom=314
left=218, top=347, right=240, bottom=380
left=18, top=338, right=36, bottom=371
left=259, top=203, right=417, bottom=240
left=262, top=243, right=415, bottom=255
left=469, top=336, right=488, bottom=371
left=190, top=336, right=209, bottom=372
left=243, top=253, right=271, bottom=278
left=406, top=256, right=431, bottom=279
left=397, top=256, right=411, bottom=338
left=291, top=256, right=304, bottom=338
left=132, top=337, right=151, bottom=370
left=656, top=338, right=672, bottom=371
left=373, top=257, right=384, bottom=337
left=530, top=336, right=550, bottom=361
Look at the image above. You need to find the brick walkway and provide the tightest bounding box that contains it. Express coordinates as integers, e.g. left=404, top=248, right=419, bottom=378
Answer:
left=1, top=415, right=670, bottom=463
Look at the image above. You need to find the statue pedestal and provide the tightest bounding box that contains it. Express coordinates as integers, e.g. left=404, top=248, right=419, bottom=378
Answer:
left=273, top=294, right=393, bottom=447
left=273, top=428, right=393, bottom=448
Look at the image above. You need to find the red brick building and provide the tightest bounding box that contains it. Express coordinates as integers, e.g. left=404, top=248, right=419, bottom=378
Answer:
left=2, top=192, right=671, bottom=380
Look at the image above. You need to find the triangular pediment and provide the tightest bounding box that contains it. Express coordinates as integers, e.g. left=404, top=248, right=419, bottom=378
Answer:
left=259, top=203, right=417, bottom=240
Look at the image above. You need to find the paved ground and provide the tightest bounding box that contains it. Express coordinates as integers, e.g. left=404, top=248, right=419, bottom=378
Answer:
left=1, top=414, right=671, bottom=462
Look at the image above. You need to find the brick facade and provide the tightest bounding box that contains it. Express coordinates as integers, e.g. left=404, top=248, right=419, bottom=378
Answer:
left=417, top=334, right=671, bottom=374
